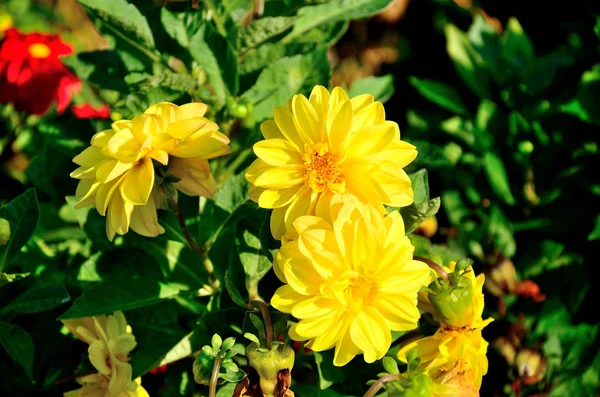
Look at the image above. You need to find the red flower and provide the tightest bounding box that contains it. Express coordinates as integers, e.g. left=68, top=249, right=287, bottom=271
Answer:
left=72, top=103, right=111, bottom=119
left=0, top=29, right=81, bottom=115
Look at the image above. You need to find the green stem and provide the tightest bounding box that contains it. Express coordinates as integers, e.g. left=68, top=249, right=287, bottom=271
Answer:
left=250, top=300, right=273, bottom=349
left=99, top=16, right=161, bottom=64
left=363, top=374, right=401, bottom=397
left=202, top=0, right=227, bottom=36
left=162, top=185, right=220, bottom=290
left=414, top=256, right=449, bottom=281
left=209, top=354, right=222, bottom=397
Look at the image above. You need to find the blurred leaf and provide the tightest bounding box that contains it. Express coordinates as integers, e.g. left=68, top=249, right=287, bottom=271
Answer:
left=348, top=75, right=395, bottom=103
left=59, top=278, right=183, bottom=319
left=241, top=48, right=331, bottom=122
left=315, top=351, right=346, bottom=390
left=488, top=205, right=516, bottom=258
left=79, top=0, right=156, bottom=50
left=0, top=272, right=29, bottom=288
left=441, top=190, right=469, bottom=226
left=0, top=322, right=34, bottom=380
left=473, top=100, right=496, bottom=150
left=589, top=215, right=600, bottom=241
left=409, top=77, right=467, bottom=115
left=4, top=283, right=70, bottom=314
left=400, top=197, right=441, bottom=234
left=518, top=240, right=582, bottom=279
left=409, top=169, right=430, bottom=204
left=482, top=152, right=516, bottom=205
left=445, top=24, right=491, bottom=99
left=285, top=0, right=392, bottom=41
left=190, top=22, right=239, bottom=104
left=501, top=18, right=534, bottom=76
left=0, top=189, right=39, bottom=271
left=238, top=16, right=295, bottom=51
left=561, top=65, right=600, bottom=124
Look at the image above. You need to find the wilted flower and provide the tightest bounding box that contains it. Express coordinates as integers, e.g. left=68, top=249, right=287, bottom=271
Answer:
left=0, top=29, right=80, bottom=115
left=271, top=196, right=429, bottom=366
left=514, top=348, right=546, bottom=385
left=246, top=85, right=417, bottom=239
left=61, top=312, right=142, bottom=396
left=70, top=102, right=230, bottom=240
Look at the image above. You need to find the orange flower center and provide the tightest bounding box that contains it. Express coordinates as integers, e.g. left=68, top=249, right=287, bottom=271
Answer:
left=28, top=43, right=51, bottom=59
left=350, top=275, right=378, bottom=307
left=302, top=143, right=344, bottom=193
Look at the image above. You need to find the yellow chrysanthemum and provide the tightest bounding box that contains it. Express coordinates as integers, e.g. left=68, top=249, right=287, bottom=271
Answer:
left=71, top=102, right=230, bottom=241
left=270, top=196, right=429, bottom=366
left=64, top=375, right=149, bottom=397
left=246, top=85, right=417, bottom=239
left=62, top=312, right=139, bottom=396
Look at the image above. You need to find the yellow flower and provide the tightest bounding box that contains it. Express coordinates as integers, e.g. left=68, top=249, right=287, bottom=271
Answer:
left=71, top=102, right=230, bottom=241
left=246, top=85, right=417, bottom=239
left=271, top=196, right=429, bottom=366
left=64, top=375, right=149, bottom=397
left=397, top=315, right=492, bottom=390
left=62, top=312, right=138, bottom=396
left=431, top=358, right=479, bottom=397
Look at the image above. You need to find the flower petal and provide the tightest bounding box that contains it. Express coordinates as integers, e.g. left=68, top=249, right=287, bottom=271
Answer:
left=121, top=157, right=154, bottom=205
left=130, top=193, right=165, bottom=237
left=253, top=138, right=302, bottom=167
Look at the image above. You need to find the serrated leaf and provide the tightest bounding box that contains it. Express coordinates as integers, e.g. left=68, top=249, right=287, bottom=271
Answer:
left=483, top=152, right=516, bottom=206
left=348, top=74, right=395, bottom=103
left=400, top=198, right=441, bottom=234
left=0, top=189, right=39, bottom=271
left=409, top=77, right=468, bottom=115
left=240, top=48, right=331, bottom=122
left=59, top=278, right=183, bottom=319
left=0, top=322, right=34, bottom=380
left=238, top=16, right=295, bottom=51
left=4, top=283, right=70, bottom=314
left=285, top=0, right=392, bottom=41
left=79, top=0, right=155, bottom=50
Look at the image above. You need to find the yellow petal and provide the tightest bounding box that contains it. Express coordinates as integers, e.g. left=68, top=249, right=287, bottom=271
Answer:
left=349, top=94, right=374, bottom=114
left=375, top=295, right=422, bottom=330
left=96, top=159, right=134, bottom=183
left=169, top=157, right=217, bottom=198
left=309, top=85, right=330, bottom=127
left=271, top=285, right=306, bottom=313
left=179, top=102, right=208, bottom=118
left=333, top=327, right=360, bottom=367
left=270, top=206, right=288, bottom=240
left=95, top=175, right=125, bottom=216
left=130, top=193, right=165, bottom=237
left=166, top=117, right=216, bottom=140
left=349, top=308, right=391, bottom=363
left=372, top=165, right=413, bottom=207
left=74, top=179, right=99, bottom=208
left=107, top=128, right=140, bottom=161
left=145, top=102, right=181, bottom=123
left=132, top=114, right=164, bottom=144
left=73, top=146, right=105, bottom=167
left=147, top=149, right=169, bottom=165
left=327, top=101, right=353, bottom=150
left=108, top=190, right=134, bottom=236
left=295, top=310, right=339, bottom=341
left=281, top=256, right=323, bottom=295
left=121, top=158, right=154, bottom=205
left=351, top=101, right=385, bottom=131
left=292, top=94, right=319, bottom=143
left=70, top=166, right=96, bottom=179
left=345, top=121, right=397, bottom=159
left=328, top=87, right=350, bottom=111
left=309, top=311, right=348, bottom=351
left=253, top=139, right=302, bottom=167
left=112, top=119, right=133, bottom=131
left=253, top=167, right=304, bottom=189
left=273, top=106, right=307, bottom=150
left=170, top=130, right=230, bottom=159
left=260, top=119, right=285, bottom=140
left=258, top=186, right=299, bottom=208
left=291, top=295, right=337, bottom=320
left=91, top=129, right=116, bottom=148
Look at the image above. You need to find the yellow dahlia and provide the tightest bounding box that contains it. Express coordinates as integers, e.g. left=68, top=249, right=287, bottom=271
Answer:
left=246, top=85, right=417, bottom=239
left=270, top=196, right=429, bottom=366
left=71, top=102, right=230, bottom=241
left=62, top=312, right=141, bottom=396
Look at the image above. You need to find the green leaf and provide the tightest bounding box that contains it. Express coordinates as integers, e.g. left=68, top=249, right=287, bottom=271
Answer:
left=445, top=24, right=491, bottom=99
left=382, top=356, right=400, bottom=374
left=487, top=205, right=516, bottom=258
left=501, top=17, right=534, bottom=75
left=241, top=48, right=331, bottom=122
left=400, top=197, right=441, bottom=234
left=238, top=16, right=295, bottom=51
left=408, top=169, right=430, bottom=204
left=0, top=322, right=34, bottom=380
left=0, top=189, right=39, bottom=271
left=482, top=152, right=516, bottom=205
left=285, top=0, right=392, bottom=41
left=589, top=215, right=600, bottom=241
left=348, top=75, right=395, bottom=103
left=0, top=272, right=29, bottom=288
left=224, top=270, right=246, bottom=308
left=214, top=173, right=250, bottom=214
left=518, top=240, right=581, bottom=279
left=160, top=7, right=192, bottom=48
left=189, top=22, right=239, bottom=104
left=409, top=77, right=468, bottom=115
left=212, top=333, right=223, bottom=352
left=79, top=0, right=155, bottom=50
left=561, top=66, right=600, bottom=125
left=4, top=283, right=70, bottom=314
left=59, top=278, right=183, bottom=319
left=315, top=351, right=346, bottom=390
left=235, top=213, right=272, bottom=300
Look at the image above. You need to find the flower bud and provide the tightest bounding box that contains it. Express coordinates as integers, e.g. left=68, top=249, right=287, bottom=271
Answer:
left=245, top=342, right=294, bottom=397
left=428, top=272, right=475, bottom=329
left=515, top=348, right=546, bottom=385
left=492, top=337, right=516, bottom=365
left=486, top=258, right=519, bottom=297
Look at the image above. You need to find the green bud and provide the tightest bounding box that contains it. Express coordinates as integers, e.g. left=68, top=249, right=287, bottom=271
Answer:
left=246, top=342, right=294, bottom=397
left=403, top=372, right=434, bottom=397
left=0, top=218, right=10, bottom=245
left=518, top=140, right=534, bottom=154
left=428, top=274, right=475, bottom=329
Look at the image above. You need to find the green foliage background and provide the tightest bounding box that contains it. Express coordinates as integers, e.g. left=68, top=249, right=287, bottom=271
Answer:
left=0, top=0, right=599, bottom=396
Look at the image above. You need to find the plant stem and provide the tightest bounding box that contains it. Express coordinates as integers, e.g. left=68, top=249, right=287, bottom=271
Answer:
left=250, top=300, right=273, bottom=349
left=202, top=0, right=227, bottom=36
left=161, top=185, right=220, bottom=290
left=209, top=354, right=222, bottom=397
left=414, top=255, right=449, bottom=281
left=363, top=374, right=401, bottom=397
